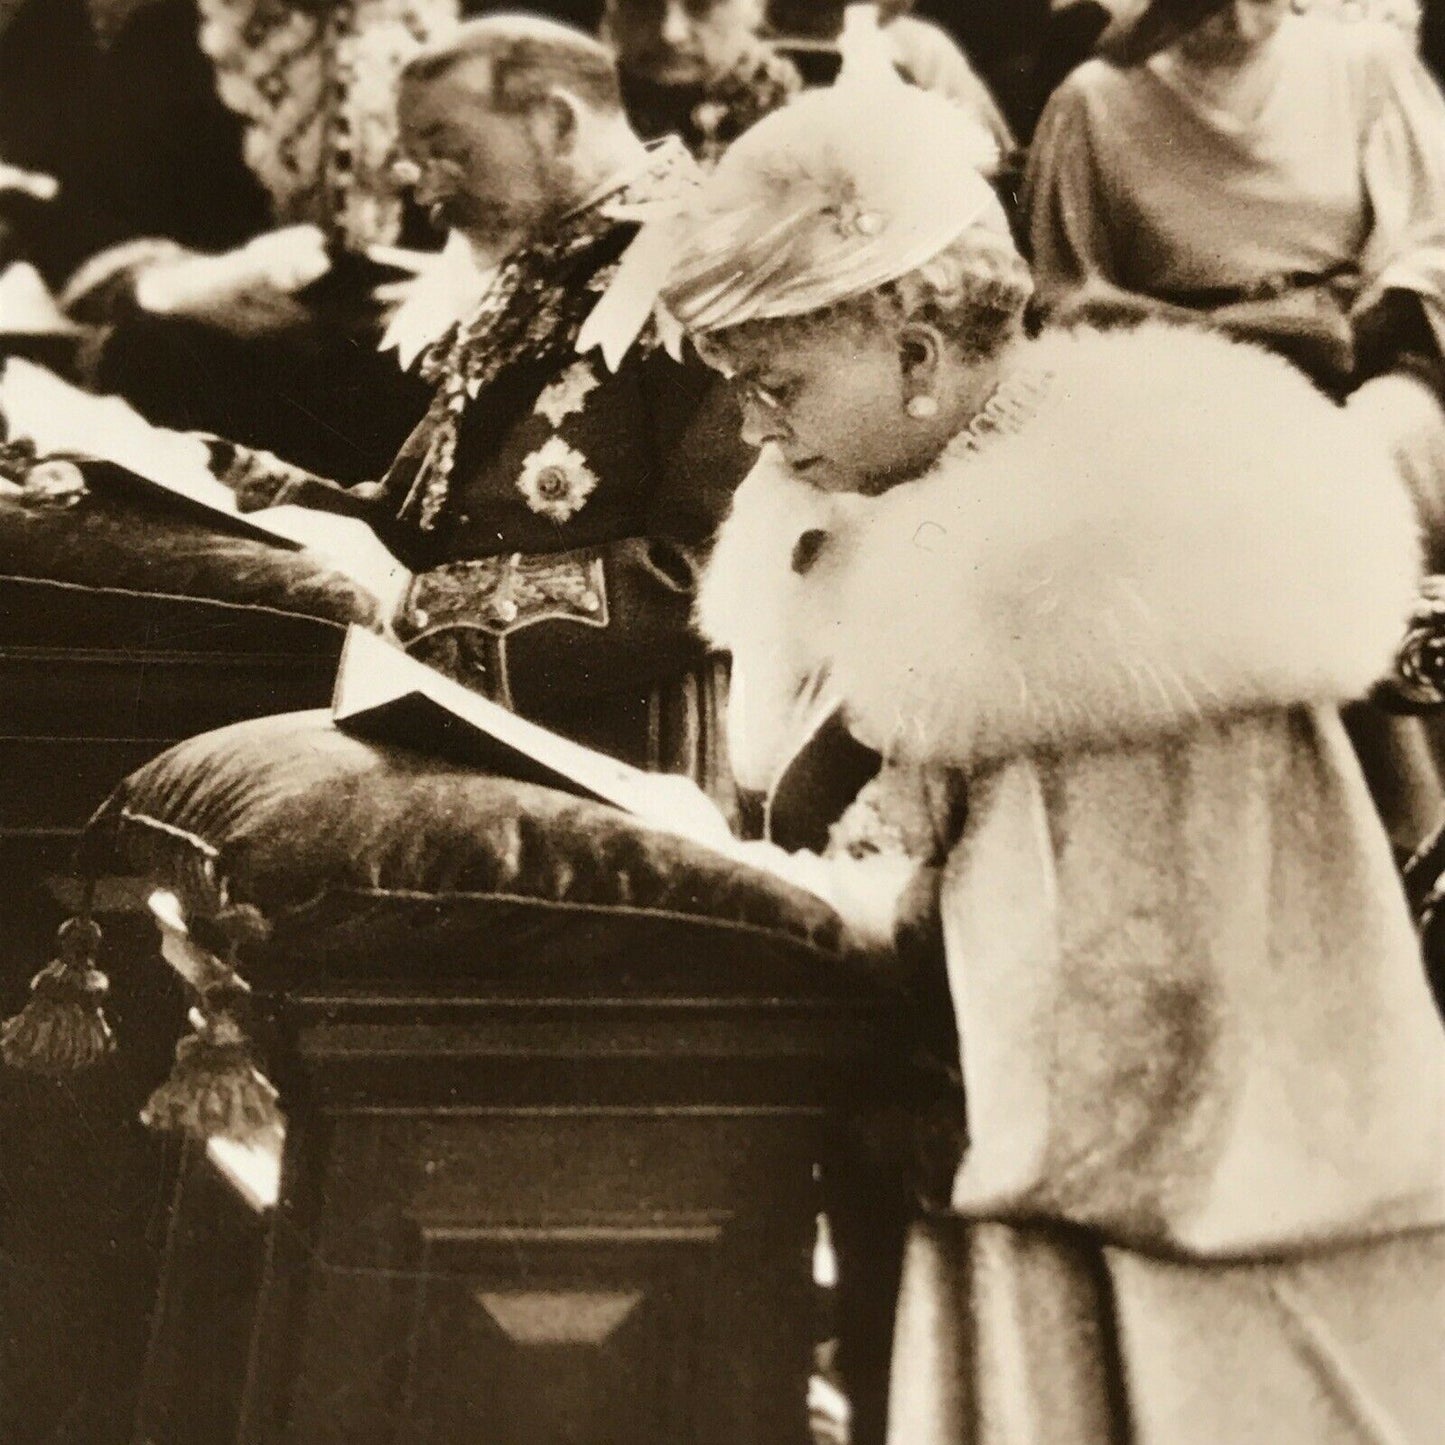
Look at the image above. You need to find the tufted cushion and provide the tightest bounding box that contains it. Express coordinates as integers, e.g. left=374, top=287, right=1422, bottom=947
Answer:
left=0, top=468, right=381, bottom=641
left=86, top=710, right=849, bottom=992
left=0, top=472, right=381, bottom=845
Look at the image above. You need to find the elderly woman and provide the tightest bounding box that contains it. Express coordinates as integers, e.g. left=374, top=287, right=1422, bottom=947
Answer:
left=649, top=57, right=1445, bottom=1445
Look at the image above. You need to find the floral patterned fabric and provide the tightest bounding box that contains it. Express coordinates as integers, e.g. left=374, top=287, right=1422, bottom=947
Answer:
left=399, top=552, right=607, bottom=641
left=194, top=0, right=459, bottom=252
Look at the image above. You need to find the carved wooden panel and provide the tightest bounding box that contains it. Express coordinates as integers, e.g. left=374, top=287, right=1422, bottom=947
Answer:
left=402, top=1227, right=711, bottom=1443
left=277, top=1111, right=819, bottom=1444
left=133, top=954, right=890, bottom=1443
left=134, top=1146, right=269, bottom=1445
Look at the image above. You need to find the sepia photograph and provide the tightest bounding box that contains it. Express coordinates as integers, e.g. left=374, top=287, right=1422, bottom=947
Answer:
left=1, top=0, right=1443, bottom=1440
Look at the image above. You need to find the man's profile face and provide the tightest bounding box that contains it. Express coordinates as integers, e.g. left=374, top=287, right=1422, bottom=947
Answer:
left=396, top=61, right=566, bottom=256
left=607, top=0, right=765, bottom=86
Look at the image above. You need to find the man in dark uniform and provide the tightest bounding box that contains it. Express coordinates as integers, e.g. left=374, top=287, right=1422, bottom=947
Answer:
left=249, top=15, right=755, bottom=780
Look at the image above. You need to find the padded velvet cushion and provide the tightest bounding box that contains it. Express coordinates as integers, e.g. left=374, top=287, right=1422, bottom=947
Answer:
left=0, top=472, right=381, bottom=841
left=89, top=710, right=848, bottom=989
left=0, top=469, right=381, bottom=648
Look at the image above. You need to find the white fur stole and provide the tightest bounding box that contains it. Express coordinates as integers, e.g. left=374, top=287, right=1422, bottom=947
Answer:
left=700, top=324, right=1422, bottom=772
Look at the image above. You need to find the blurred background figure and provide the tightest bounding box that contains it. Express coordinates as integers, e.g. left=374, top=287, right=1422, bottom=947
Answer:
left=0, top=0, right=108, bottom=282
left=602, top=0, right=803, bottom=160
left=1025, top=0, right=1445, bottom=449
left=601, top=0, right=1019, bottom=168
left=894, top=0, right=1104, bottom=140
left=1025, top=0, right=1445, bottom=860
left=765, top=0, right=1015, bottom=161
left=1025, top=0, right=1445, bottom=471
left=0, top=161, right=76, bottom=372
left=9, top=0, right=500, bottom=481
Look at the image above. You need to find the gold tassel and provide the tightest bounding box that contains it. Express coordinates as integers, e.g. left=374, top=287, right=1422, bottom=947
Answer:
left=141, top=980, right=281, bottom=1144
left=1, top=916, right=114, bottom=1074
left=141, top=900, right=281, bottom=1144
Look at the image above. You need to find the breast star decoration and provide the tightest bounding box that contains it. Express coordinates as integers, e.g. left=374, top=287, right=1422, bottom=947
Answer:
left=533, top=361, right=601, bottom=428
left=516, top=437, right=600, bottom=523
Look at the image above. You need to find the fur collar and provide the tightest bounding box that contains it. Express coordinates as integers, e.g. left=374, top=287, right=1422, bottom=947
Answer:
left=695, top=446, right=843, bottom=789
left=700, top=323, right=1421, bottom=772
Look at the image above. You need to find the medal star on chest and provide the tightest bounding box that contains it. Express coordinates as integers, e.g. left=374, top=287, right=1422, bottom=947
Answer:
left=533, top=361, right=601, bottom=428
left=516, top=437, right=600, bottom=523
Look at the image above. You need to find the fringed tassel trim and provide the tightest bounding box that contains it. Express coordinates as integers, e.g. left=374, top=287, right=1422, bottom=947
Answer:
left=142, top=990, right=283, bottom=1144
left=141, top=902, right=284, bottom=1145
left=1, top=912, right=115, bottom=1075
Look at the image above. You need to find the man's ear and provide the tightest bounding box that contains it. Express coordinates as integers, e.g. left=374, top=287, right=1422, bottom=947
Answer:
left=529, top=88, right=585, bottom=157
left=898, top=321, right=944, bottom=392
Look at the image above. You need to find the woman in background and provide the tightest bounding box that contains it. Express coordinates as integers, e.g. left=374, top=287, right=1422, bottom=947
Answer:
left=1026, top=0, right=1445, bottom=859
left=657, top=57, right=1445, bottom=1444
left=1025, top=0, right=1445, bottom=382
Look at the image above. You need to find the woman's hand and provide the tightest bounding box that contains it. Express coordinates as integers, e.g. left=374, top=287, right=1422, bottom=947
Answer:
left=722, top=835, right=923, bottom=951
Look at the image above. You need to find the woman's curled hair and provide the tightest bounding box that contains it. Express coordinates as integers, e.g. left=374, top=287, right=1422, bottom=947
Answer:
left=740, top=224, right=1034, bottom=363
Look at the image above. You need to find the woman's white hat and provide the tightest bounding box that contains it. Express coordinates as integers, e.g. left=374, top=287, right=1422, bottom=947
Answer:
left=578, top=6, right=1007, bottom=363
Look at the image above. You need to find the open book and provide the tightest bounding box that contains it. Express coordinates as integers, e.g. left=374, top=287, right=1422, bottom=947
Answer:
left=333, top=629, right=879, bottom=917
left=332, top=627, right=736, bottom=849
left=0, top=357, right=412, bottom=609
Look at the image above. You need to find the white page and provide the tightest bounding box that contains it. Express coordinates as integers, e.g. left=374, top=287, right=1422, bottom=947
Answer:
left=336, top=627, right=737, bottom=848
left=0, top=358, right=230, bottom=507
left=251, top=504, right=411, bottom=615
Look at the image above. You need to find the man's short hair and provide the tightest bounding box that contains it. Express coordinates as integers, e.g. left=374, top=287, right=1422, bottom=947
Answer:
left=403, top=14, right=624, bottom=116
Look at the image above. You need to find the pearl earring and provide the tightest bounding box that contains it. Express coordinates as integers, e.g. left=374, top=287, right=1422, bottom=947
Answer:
left=907, top=394, right=939, bottom=420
